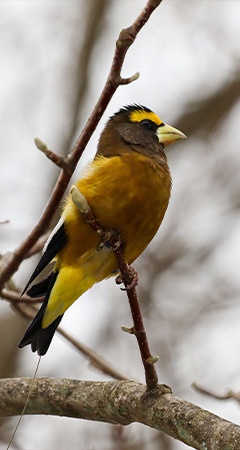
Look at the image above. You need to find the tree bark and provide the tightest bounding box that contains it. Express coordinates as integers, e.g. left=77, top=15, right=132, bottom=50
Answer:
left=1, top=378, right=239, bottom=450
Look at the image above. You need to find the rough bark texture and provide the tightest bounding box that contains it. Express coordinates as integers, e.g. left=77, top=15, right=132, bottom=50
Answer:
left=0, top=378, right=239, bottom=449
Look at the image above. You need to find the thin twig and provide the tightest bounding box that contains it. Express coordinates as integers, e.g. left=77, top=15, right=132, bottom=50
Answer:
left=34, top=138, right=69, bottom=170
left=1, top=289, right=43, bottom=304
left=110, top=235, right=159, bottom=389
left=24, top=232, right=51, bottom=259
left=192, top=382, right=240, bottom=403
left=71, top=186, right=159, bottom=390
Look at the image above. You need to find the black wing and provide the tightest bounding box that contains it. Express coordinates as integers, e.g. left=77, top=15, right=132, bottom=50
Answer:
left=27, top=272, right=53, bottom=297
left=21, top=222, right=68, bottom=296
left=18, top=271, right=63, bottom=355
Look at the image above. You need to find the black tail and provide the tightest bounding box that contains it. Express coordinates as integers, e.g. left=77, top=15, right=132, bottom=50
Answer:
left=19, top=271, right=63, bottom=355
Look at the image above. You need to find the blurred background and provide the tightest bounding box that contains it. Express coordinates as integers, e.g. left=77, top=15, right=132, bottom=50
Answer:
left=1, top=1, right=240, bottom=449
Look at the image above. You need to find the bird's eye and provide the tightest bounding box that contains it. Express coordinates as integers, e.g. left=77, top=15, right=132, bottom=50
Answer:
left=140, top=119, right=152, bottom=129
left=140, top=119, right=158, bottom=132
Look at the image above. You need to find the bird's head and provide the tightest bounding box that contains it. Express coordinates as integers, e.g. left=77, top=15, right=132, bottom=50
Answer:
left=97, top=104, right=186, bottom=160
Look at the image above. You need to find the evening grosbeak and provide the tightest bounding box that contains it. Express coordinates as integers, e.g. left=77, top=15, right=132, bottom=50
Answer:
left=19, top=104, right=186, bottom=355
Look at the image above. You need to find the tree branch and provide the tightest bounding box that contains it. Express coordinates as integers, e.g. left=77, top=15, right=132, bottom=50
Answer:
left=193, top=382, right=240, bottom=404
left=1, top=378, right=239, bottom=450
left=1, top=290, right=42, bottom=304
left=34, top=138, right=70, bottom=170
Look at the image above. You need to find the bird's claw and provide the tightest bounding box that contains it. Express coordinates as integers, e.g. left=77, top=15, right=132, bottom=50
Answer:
left=97, top=229, right=121, bottom=252
left=120, top=267, right=138, bottom=291
left=115, top=274, right=123, bottom=285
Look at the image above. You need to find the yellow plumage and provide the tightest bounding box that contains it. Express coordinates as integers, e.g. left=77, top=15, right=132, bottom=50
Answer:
left=19, top=104, right=185, bottom=355
left=43, top=152, right=171, bottom=327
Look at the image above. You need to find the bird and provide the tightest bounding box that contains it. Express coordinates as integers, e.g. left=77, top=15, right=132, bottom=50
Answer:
left=19, top=104, right=186, bottom=356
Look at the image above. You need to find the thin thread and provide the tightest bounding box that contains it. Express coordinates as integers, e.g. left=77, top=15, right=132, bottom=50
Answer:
left=6, top=356, right=41, bottom=450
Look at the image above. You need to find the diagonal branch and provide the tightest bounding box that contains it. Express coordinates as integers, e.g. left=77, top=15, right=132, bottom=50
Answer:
left=0, top=0, right=163, bottom=292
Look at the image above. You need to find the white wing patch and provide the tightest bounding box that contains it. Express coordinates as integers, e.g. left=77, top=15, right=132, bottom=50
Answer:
left=43, top=215, right=65, bottom=254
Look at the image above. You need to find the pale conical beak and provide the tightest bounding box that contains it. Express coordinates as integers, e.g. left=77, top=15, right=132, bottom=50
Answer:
left=157, top=123, right=186, bottom=148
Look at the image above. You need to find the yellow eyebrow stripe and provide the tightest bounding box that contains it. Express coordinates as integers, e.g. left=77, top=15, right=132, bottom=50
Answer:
left=129, top=110, right=162, bottom=126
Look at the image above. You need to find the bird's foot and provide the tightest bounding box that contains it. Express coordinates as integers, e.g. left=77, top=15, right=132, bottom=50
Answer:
left=97, top=229, right=121, bottom=252
left=120, top=267, right=138, bottom=291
